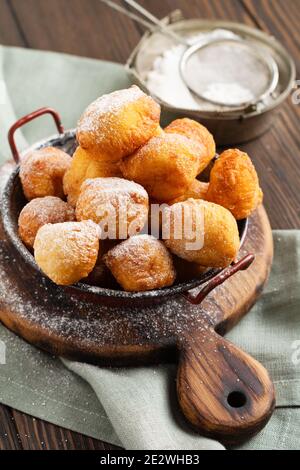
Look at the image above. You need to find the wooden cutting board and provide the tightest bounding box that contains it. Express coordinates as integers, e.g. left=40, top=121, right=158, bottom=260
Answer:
left=0, top=163, right=274, bottom=444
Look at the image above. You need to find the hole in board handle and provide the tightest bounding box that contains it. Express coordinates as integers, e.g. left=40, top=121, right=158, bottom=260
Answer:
left=227, top=391, right=247, bottom=408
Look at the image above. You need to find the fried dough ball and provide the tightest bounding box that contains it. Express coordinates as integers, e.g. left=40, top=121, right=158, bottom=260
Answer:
left=168, top=180, right=209, bottom=205
left=18, top=196, right=75, bottom=249
left=104, top=234, right=176, bottom=291
left=63, top=146, right=122, bottom=206
left=147, top=179, right=207, bottom=234
left=153, top=126, right=164, bottom=137
left=20, top=147, right=72, bottom=200
left=164, top=118, right=216, bottom=173
left=77, top=85, right=160, bottom=161
left=34, top=220, right=100, bottom=285
left=76, top=177, right=149, bottom=239
left=147, top=200, right=165, bottom=238
left=206, top=149, right=263, bottom=220
left=163, top=198, right=240, bottom=268
left=120, top=133, right=202, bottom=201
left=147, top=181, right=208, bottom=237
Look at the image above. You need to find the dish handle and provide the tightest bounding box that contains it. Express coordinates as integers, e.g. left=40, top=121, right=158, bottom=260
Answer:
left=182, top=253, right=255, bottom=305
left=8, top=107, right=64, bottom=164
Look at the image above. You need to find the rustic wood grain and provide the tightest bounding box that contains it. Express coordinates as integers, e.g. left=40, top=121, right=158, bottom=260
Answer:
left=8, top=0, right=141, bottom=62
left=0, top=0, right=298, bottom=450
left=0, top=405, right=22, bottom=450
left=0, top=0, right=26, bottom=46
left=242, top=0, right=300, bottom=73
left=177, top=330, right=275, bottom=444
left=11, top=409, right=121, bottom=450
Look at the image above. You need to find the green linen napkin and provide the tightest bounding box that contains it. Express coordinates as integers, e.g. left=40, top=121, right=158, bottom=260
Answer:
left=0, top=45, right=299, bottom=450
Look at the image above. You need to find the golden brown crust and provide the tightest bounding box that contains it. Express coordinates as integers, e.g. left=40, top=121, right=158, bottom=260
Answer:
left=153, top=126, right=164, bottom=137
left=206, top=149, right=263, bottom=220
left=20, top=147, right=72, bottom=200
left=164, top=118, right=216, bottom=173
left=120, top=133, right=202, bottom=202
left=63, top=146, right=122, bottom=206
left=167, top=180, right=209, bottom=205
left=163, top=198, right=240, bottom=268
left=34, top=220, right=100, bottom=286
left=77, top=85, right=161, bottom=161
left=104, top=235, right=176, bottom=291
left=75, top=177, right=149, bottom=239
left=18, top=196, right=75, bottom=249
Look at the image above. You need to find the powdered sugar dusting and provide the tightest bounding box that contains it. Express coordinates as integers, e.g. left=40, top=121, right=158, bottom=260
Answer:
left=22, top=197, right=74, bottom=222
left=78, top=85, right=145, bottom=132
left=76, top=178, right=149, bottom=239
left=80, top=177, right=148, bottom=199
left=19, top=147, right=72, bottom=200
left=34, top=220, right=101, bottom=285
left=104, top=234, right=176, bottom=292
left=138, top=132, right=201, bottom=155
left=106, top=234, right=166, bottom=262
left=18, top=197, right=75, bottom=248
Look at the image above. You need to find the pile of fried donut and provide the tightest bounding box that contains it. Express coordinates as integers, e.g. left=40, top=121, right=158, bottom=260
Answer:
left=18, top=85, right=262, bottom=292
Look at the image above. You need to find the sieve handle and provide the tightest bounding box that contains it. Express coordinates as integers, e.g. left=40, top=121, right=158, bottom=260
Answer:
left=8, top=107, right=64, bottom=164
left=99, top=0, right=188, bottom=46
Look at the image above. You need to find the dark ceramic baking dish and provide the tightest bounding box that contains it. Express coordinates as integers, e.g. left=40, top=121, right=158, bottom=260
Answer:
left=1, top=107, right=254, bottom=307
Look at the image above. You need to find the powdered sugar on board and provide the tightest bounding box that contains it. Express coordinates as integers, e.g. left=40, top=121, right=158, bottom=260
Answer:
left=0, top=240, right=219, bottom=355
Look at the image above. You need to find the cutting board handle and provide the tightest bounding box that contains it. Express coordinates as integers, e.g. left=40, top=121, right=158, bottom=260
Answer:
left=177, top=330, right=275, bottom=444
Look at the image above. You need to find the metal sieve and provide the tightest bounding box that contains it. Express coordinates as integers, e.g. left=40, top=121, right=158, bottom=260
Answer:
left=100, top=0, right=279, bottom=110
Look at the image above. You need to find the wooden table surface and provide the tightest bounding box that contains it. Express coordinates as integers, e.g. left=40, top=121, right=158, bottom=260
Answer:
left=0, top=0, right=299, bottom=450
